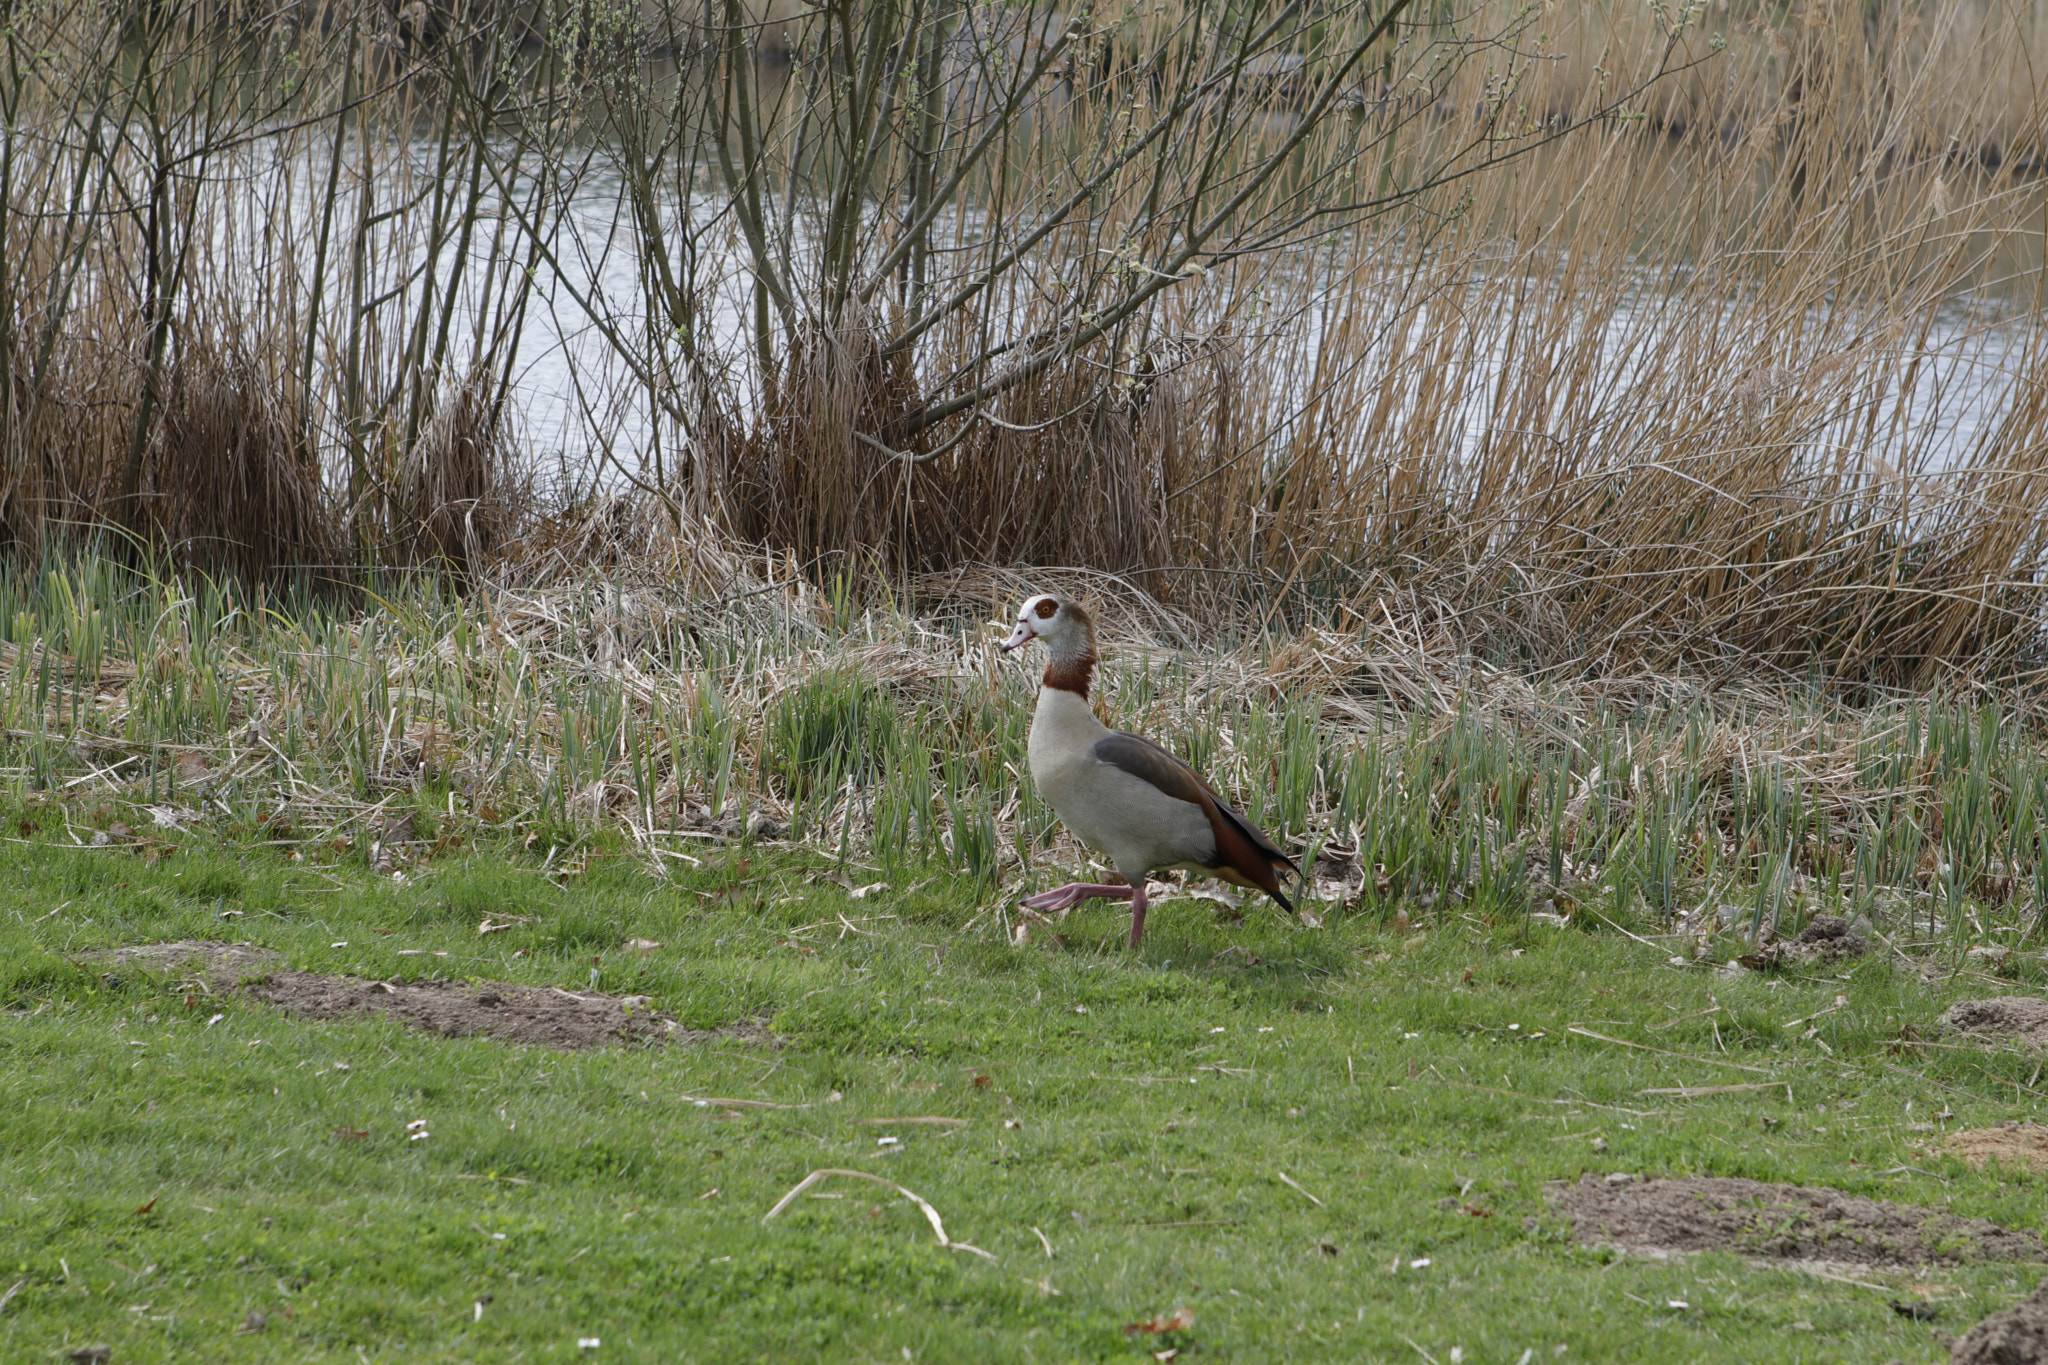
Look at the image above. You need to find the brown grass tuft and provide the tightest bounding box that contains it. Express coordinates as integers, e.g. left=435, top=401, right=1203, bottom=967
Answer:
left=151, top=336, right=331, bottom=580
left=391, top=367, right=526, bottom=576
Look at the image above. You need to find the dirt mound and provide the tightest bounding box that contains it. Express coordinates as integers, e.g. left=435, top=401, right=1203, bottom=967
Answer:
left=1791, top=915, right=1869, bottom=960
left=1739, top=915, right=1869, bottom=970
left=1947, top=1124, right=2048, bottom=1173
left=247, top=972, right=745, bottom=1050
left=79, top=941, right=760, bottom=1052
left=1951, top=1279, right=2048, bottom=1365
left=1550, top=1175, right=2047, bottom=1267
left=1942, top=998, right=2048, bottom=1049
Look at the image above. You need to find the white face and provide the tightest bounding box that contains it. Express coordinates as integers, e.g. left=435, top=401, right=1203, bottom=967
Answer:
left=1000, top=594, right=1062, bottom=652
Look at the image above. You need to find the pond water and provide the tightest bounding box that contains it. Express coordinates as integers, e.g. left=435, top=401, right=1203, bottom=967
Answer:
left=345, top=132, right=2043, bottom=492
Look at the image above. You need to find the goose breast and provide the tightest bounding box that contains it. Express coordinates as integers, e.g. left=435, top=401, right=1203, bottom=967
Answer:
left=1028, top=692, right=1218, bottom=875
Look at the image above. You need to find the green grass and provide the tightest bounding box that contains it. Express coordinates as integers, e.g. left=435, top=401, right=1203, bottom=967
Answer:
left=0, top=815, right=2043, bottom=1362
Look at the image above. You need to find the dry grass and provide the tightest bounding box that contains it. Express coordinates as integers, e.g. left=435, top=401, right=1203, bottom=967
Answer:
left=0, top=0, right=2037, bottom=684
left=391, top=366, right=529, bottom=575
left=640, top=0, right=2048, bottom=682
left=151, top=336, right=332, bottom=580
left=4, top=545, right=2048, bottom=955
left=1546, top=0, right=2048, bottom=164
left=0, top=0, right=536, bottom=579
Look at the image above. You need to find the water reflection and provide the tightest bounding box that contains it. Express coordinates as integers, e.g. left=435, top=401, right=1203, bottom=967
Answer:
left=493, top=166, right=2040, bottom=487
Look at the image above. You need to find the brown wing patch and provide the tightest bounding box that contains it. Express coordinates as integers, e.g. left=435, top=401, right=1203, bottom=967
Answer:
left=1208, top=789, right=1302, bottom=879
left=1092, top=732, right=1297, bottom=910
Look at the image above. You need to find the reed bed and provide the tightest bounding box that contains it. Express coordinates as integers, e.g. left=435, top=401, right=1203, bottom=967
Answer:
left=0, top=0, right=543, bottom=577
left=0, top=0, right=2039, bottom=686
left=665, top=0, right=2048, bottom=682
left=0, top=0, right=2044, bottom=950
left=5, top=547, right=2048, bottom=957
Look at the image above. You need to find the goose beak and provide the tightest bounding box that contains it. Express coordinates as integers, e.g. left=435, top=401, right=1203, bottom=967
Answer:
left=999, top=620, right=1037, bottom=652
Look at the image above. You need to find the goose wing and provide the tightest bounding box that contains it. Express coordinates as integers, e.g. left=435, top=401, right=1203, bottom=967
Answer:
left=1091, top=731, right=1299, bottom=905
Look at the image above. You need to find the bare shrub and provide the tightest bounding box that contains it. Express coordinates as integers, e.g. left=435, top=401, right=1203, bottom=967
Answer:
left=525, top=0, right=2048, bottom=679
left=0, top=0, right=2042, bottom=681
left=0, top=0, right=543, bottom=580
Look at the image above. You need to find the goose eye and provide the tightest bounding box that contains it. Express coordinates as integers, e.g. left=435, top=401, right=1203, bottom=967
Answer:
left=1034, top=599, right=1059, bottom=620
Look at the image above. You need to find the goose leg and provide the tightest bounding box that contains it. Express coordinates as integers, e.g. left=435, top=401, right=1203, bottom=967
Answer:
left=1018, top=882, right=1132, bottom=914
left=1126, top=875, right=1150, bottom=950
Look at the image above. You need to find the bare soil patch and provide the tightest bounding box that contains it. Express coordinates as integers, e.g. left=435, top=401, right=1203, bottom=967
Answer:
left=1788, top=914, right=1868, bottom=960
left=1945, top=1124, right=2048, bottom=1174
left=1950, top=1279, right=2048, bottom=1365
left=79, top=940, right=762, bottom=1052
left=1942, top=998, right=2048, bottom=1049
left=1738, top=914, right=1870, bottom=970
left=1550, top=1175, right=2047, bottom=1267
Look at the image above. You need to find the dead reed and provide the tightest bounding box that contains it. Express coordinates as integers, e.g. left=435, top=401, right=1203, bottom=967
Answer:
left=4, top=547, right=2048, bottom=953
left=0, top=0, right=2038, bottom=685
left=0, top=0, right=539, bottom=579
left=641, top=0, right=2048, bottom=682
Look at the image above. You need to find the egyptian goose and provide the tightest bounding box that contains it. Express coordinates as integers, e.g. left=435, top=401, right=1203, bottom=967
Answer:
left=1000, top=594, right=1299, bottom=948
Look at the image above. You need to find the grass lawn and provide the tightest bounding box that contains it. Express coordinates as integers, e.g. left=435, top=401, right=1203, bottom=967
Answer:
left=0, top=822, right=2042, bottom=1363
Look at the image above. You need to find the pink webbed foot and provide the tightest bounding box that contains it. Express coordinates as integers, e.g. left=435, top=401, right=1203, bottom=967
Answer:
left=1018, top=881, right=1133, bottom=914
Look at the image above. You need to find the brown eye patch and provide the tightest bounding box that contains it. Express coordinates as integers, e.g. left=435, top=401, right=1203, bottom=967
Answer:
left=1034, top=598, right=1059, bottom=620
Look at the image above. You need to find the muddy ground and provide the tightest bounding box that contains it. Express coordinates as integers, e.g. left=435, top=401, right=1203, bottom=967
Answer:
left=1942, top=997, right=2048, bottom=1050
left=1550, top=1174, right=2047, bottom=1267
left=79, top=940, right=765, bottom=1051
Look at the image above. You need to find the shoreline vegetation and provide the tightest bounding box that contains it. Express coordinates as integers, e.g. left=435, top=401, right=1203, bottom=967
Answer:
left=0, top=0, right=2043, bottom=956
left=6, top=8, right=2048, bottom=1358
left=9, top=549, right=2048, bottom=963
left=0, top=0, right=2037, bottom=671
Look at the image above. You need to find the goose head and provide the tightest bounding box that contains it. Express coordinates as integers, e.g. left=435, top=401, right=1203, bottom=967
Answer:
left=1000, top=593, right=1090, bottom=655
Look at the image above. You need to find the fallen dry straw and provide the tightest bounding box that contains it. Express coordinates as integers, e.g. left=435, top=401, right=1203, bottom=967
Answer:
left=761, top=1169, right=995, bottom=1261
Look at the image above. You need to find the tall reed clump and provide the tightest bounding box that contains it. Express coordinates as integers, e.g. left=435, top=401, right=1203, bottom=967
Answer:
left=0, top=0, right=544, bottom=580
left=151, top=336, right=329, bottom=581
